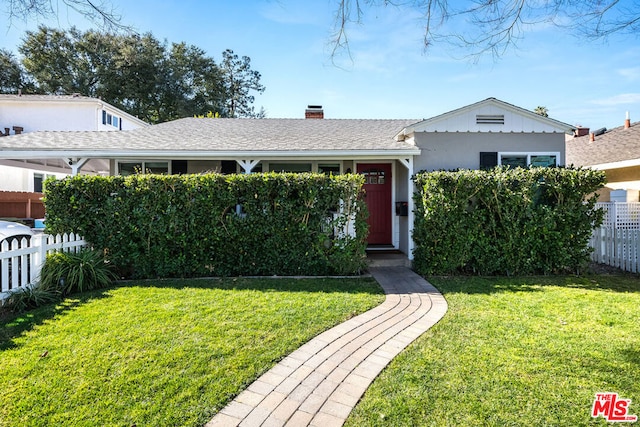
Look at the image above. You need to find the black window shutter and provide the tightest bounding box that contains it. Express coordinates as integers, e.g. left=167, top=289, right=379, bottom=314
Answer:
left=480, top=152, right=498, bottom=170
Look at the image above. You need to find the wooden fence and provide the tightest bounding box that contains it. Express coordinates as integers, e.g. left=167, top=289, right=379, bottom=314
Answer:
left=0, top=233, right=86, bottom=300
left=590, top=202, right=640, bottom=273
left=0, top=191, right=45, bottom=219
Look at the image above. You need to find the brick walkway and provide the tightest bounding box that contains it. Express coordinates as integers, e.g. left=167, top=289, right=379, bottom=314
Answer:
left=206, top=266, right=448, bottom=427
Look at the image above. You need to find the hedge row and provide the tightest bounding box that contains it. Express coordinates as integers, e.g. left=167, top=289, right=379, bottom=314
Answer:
left=44, top=173, right=368, bottom=278
left=412, top=167, right=606, bottom=275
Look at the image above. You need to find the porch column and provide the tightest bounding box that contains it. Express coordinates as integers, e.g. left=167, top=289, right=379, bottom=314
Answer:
left=237, top=159, right=260, bottom=174
left=65, top=158, right=90, bottom=176
left=398, top=157, right=415, bottom=260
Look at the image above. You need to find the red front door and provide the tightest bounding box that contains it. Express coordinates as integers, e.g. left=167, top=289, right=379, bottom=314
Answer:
left=358, top=163, right=392, bottom=245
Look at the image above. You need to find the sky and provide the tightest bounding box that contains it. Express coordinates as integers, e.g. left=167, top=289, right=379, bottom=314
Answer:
left=1, top=0, right=639, bottom=131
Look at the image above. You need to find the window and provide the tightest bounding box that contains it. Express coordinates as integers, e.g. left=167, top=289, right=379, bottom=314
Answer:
left=269, top=163, right=312, bottom=173
left=102, top=110, right=121, bottom=129
left=34, top=173, right=44, bottom=193
left=498, top=152, right=559, bottom=168
left=318, top=164, right=341, bottom=175
left=118, top=161, right=169, bottom=175
left=361, top=168, right=385, bottom=184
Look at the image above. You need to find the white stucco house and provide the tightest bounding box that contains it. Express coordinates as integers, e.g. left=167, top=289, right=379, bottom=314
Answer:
left=0, top=94, right=149, bottom=191
left=0, top=97, right=573, bottom=257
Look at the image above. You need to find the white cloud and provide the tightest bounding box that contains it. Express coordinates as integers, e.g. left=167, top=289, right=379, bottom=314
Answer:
left=591, top=93, right=640, bottom=106
left=618, top=67, right=640, bottom=81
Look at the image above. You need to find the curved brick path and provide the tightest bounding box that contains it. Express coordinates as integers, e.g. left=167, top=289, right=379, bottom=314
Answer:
left=206, top=266, right=448, bottom=427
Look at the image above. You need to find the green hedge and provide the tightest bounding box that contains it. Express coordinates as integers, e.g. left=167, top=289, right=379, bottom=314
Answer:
left=413, top=167, right=606, bottom=275
left=44, top=173, right=368, bottom=278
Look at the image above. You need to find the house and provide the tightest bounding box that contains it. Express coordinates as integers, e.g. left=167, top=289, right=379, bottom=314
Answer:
left=0, top=98, right=573, bottom=257
left=566, top=113, right=640, bottom=202
left=0, top=94, right=149, bottom=192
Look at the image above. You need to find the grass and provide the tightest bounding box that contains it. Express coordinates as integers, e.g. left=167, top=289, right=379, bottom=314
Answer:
left=346, top=274, right=640, bottom=427
left=0, top=277, right=384, bottom=427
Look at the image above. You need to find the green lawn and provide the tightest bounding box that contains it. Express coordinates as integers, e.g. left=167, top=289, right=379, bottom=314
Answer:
left=0, top=277, right=384, bottom=427
left=347, top=275, right=640, bottom=427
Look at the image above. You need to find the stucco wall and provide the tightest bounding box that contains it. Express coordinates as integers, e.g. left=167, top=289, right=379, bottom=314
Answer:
left=413, top=132, right=566, bottom=172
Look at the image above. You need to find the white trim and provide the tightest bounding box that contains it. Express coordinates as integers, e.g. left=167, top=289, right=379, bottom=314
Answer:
left=589, top=158, right=640, bottom=170
left=0, top=149, right=421, bottom=160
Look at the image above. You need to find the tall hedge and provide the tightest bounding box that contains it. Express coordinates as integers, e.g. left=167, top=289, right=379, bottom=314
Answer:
left=44, top=173, right=368, bottom=278
left=413, top=167, right=606, bottom=275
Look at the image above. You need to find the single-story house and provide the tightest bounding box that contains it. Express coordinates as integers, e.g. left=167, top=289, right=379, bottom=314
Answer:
left=0, top=97, right=574, bottom=258
left=566, top=113, right=640, bottom=202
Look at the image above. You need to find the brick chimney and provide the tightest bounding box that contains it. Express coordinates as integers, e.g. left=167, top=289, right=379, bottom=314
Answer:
left=625, top=111, right=631, bottom=129
left=305, top=105, right=324, bottom=119
left=575, top=126, right=590, bottom=137
left=589, top=132, right=595, bottom=142
left=12, top=126, right=23, bottom=135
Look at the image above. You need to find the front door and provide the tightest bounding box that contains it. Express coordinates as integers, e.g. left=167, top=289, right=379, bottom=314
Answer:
left=358, top=163, right=392, bottom=245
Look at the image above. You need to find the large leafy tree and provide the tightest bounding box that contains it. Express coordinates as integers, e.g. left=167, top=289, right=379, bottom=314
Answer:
left=17, top=27, right=262, bottom=122
left=0, top=48, right=35, bottom=93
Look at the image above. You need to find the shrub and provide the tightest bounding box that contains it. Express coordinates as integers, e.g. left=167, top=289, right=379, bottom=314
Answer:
left=39, top=249, right=118, bottom=295
left=412, top=167, right=606, bottom=275
left=1, top=285, right=60, bottom=314
left=44, top=173, right=368, bottom=278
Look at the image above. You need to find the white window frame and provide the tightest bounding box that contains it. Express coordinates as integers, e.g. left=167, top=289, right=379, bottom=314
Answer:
left=497, top=152, right=560, bottom=167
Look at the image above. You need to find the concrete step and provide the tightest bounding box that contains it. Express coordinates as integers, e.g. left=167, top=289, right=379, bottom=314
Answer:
left=366, top=252, right=411, bottom=268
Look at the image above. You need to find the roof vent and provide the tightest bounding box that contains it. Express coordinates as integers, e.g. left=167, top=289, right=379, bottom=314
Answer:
left=305, top=105, right=324, bottom=119
left=476, top=114, right=504, bottom=124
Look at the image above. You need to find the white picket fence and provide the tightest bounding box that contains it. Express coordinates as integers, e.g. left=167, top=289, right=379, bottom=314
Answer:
left=590, top=202, right=640, bottom=273
left=0, top=233, right=86, bottom=300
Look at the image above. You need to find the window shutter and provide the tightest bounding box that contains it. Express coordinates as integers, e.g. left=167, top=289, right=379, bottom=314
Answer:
left=102, top=110, right=107, bottom=125
left=480, top=152, right=498, bottom=169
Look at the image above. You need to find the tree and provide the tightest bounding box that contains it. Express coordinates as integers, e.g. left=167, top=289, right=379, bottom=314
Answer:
left=3, top=0, right=125, bottom=31
left=331, top=1, right=640, bottom=59
left=220, top=49, right=265, bottom=118
left=0, top=49, right=35, bottom=93
left=534, top=106, right=548, bottom=117
left=19, top=26, right=114, bottom=95
left=16, top=27, right=262, bottom=123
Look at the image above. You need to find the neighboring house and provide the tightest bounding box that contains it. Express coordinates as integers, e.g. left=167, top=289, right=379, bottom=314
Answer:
left=566, top=114, right=639, bottom=202
left=0, top=93, right=149, bottom=192
left=0, top=97, right=573, bottom=257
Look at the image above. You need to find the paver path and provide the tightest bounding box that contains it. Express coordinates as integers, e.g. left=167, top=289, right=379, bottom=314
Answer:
left=206, top=266, right=448, bottom=427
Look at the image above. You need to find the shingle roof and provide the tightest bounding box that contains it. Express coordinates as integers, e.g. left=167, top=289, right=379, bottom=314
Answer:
left=566, top=121, right=640, bottom=166
left=0, top=117, right=420, bottom=154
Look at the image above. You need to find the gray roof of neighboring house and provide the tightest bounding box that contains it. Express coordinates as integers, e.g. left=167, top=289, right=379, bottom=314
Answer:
left=566, top=121, right=640, bottom=166
left=0, top=117, right=420, bottom=155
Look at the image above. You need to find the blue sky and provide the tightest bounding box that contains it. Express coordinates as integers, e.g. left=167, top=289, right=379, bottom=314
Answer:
left=1, top=0, right=639, bottom=130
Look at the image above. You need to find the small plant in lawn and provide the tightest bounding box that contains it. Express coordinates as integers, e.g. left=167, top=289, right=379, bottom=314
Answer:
left=1, top=284, right=60, bottom=314
left=39, top=249, right=118, bottom=295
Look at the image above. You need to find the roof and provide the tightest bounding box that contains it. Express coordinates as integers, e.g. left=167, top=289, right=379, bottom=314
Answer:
left=0, top=117, right=421, bottom=159
left=0, top=94, right=150, bottom=127
left=566, top=121, right=640, bottom=168
left=396, top=97, right=574, bottom=139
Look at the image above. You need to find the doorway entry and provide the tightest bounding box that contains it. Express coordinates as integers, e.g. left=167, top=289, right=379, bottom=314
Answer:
left=358, top=163, right=392, bottom=245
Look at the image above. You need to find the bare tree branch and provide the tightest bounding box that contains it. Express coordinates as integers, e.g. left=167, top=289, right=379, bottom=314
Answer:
left=329, top=0, right=640, bottom=61
left=4, top=0, right=129, bottom=31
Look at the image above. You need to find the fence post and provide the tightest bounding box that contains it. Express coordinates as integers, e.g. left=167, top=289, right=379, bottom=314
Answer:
left=31, top=234, right=47, bottom=285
